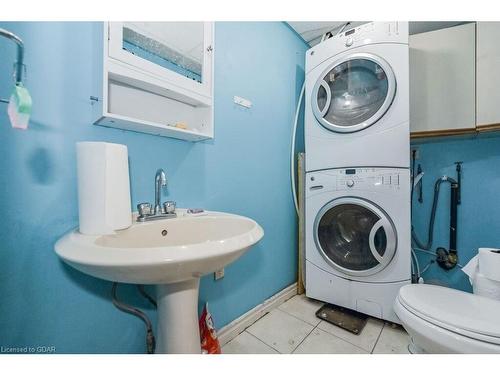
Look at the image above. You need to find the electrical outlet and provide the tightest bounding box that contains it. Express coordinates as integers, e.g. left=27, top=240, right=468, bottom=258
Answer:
left=233, top=96, right=252, bottom=108
left=214, top=268, right=225, bottom=280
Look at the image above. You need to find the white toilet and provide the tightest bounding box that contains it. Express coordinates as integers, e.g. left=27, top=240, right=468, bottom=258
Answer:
left=394, top=284, right=500, bottom=353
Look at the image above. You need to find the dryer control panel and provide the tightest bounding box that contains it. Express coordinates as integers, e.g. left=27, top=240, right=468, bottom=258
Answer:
left=338, top=22, right=403, bottom=49
left=306, top=168, right=409, bottom=198
left=305, top=22, right=409, bottom=74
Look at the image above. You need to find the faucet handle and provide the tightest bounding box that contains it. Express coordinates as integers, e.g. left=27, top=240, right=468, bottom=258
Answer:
left=163, top=201, right=176, bottom=214
left=137, top=202, right=152, bottom=216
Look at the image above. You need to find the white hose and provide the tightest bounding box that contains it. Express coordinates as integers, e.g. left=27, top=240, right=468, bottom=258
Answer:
left=291, top=83, right=306, bottom=289
left=414, top=247, right=437, bottom=257
left=291, top=82, right=306, bottom=216
left=411, top=248, right=421, bottom=280
left=420, top=260, right=434, bottom=275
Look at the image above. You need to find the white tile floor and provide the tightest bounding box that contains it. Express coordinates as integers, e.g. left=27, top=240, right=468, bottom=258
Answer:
left=222, top=294, right=411, bottom=354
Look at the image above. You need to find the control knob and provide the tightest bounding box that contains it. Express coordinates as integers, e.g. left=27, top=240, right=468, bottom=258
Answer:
left=346, top=179, right=355, bottom=188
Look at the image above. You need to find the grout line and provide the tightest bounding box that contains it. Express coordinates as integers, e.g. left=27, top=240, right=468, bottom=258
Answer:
left=290, top=325, right=316, bottom=354
left=244, top=330, right=281, bottom=354
left=244, top=303, right=316, bottom=354
left=218, top=283, right=298, bottom=346
left=275, top=300, right=376, bottom=354
left=274, top=301, right=320, bottom=327
left=248, top=299, right=381, bottom=354
left=371, top=323, right=386, bottom=354
left=291, top=325, right=371, bottom=354
left=245, top=299, right=375, bottom=355
left=313, top=323, right=372, bottom=354
left=246, top=312, right=316, bottom=354
left=221, top=311, right=272, bottom=351
left=238, top=310, right=271, bottom=333
left=249, top=310, right=270, bottom=325
left=240, top=298, right=400, bottom=355
left=277, top=307, right=322, bottom=328
left=276, top=296, right=324, bottom=328
left=314, top=318, right=383, bottom=354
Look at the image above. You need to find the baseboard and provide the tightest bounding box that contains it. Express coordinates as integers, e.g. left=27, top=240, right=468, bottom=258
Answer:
left=217, top=283, right=297, bottom=346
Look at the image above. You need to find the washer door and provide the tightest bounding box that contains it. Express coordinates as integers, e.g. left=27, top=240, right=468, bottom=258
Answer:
left=312, top=53, right=396, bottom=133
left=314, top=197, right=397, bottom=276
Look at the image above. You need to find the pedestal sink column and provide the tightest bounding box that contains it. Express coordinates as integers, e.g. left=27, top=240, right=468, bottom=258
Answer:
left=156, top=279, right=201, bottom=354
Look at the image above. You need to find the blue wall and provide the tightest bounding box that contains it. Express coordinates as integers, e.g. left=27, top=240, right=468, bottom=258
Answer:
left=0, top=22, right=307, bottom=353
left=411, top=135, right=500, bottom=291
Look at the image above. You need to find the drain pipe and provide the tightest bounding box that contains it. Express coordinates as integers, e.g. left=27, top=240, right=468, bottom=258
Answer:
left=436, top=169, right=461, bottom=270
left=111, top=283, right=156, bottom=354
left=411, top=163, right=463, bottom=271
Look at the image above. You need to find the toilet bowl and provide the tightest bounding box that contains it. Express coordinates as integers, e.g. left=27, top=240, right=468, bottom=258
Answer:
left=394, top=284, right=500, bottom=353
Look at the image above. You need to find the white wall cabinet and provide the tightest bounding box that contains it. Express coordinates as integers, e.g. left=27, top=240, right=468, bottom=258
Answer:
left=91, top=22, right=214, bottom=142
left=476, top=22, right=500, bottom=129
left=410, top=23, right=476, bottom=137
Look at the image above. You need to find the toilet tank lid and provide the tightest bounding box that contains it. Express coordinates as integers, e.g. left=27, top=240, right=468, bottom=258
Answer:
left=398, top=284, right=500, bottom=339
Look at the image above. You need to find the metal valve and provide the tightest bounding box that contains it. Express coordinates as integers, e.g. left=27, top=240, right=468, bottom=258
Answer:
left=137, top=202, right=152, bottom=217
left=163, top=201, right=176, bottom=214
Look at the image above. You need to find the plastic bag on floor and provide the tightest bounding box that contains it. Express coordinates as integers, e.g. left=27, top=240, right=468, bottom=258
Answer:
left=199, top=302, right=221, bottom=354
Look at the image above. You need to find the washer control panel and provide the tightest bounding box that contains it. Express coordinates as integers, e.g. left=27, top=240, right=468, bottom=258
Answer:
left=306, top=168, right=407, bottom=197
left=337, top=168, right=401, bottom=190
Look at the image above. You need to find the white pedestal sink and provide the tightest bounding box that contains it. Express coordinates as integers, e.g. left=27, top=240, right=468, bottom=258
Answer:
left=55, top=210, right=264, bottom=354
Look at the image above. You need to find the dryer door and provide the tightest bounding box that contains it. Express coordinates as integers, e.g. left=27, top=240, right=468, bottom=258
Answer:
left=314, top=197, right=397, bottom=276
left=312, top=52, right=396, bottom=133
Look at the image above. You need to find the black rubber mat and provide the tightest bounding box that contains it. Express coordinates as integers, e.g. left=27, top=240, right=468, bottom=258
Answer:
left=315, top=303, right=368, bottom=335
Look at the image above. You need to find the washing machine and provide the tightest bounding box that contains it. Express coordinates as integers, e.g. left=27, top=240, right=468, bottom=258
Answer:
left=305, top=167, right=411, bottom=323
left=305, top=22, right=409, bottom=172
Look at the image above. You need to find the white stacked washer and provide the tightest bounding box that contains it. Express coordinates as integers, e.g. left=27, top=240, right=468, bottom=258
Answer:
left=305, top=168, right=410, bottom=323
left=304, top=22, right=411, bottom=323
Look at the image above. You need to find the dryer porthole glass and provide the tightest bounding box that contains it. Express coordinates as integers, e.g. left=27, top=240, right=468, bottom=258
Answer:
left=321, top=59, right=387, bottom=126
left=317, top=84, right=328, bottom=112
left=312, top=54, right=396, bottom=133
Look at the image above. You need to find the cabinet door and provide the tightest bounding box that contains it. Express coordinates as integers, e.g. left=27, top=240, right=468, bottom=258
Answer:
left=108, top=22, right=213, bottom=99
left=477, top=22, right=500, bottom=128
left=410, top=23, right=475, bottom=135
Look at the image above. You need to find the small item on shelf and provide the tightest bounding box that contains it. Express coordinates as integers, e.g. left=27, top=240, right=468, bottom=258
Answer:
left=174, top=121, right=188, bottom=130
left=187, top=208, right=207, bottom=216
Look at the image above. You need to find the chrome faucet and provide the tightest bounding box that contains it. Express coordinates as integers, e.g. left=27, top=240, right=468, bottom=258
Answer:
left=154, top=169, right=167, bottom=215
left=136, top=169, right=176, bottom=222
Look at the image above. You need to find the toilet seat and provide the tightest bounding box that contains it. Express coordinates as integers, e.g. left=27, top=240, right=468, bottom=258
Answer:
left=397, top=284, right=500, bottom=348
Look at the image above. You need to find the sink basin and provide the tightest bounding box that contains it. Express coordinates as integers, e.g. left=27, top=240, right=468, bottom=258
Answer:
left=56, top=210, right=263, bottom=284
left=55, top=209, right=264, bottom=353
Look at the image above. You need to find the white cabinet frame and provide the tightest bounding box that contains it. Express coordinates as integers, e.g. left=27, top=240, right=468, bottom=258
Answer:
left=108, top=22, right=213, bottom=99
left=91, top=22, right=214, bottom=142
